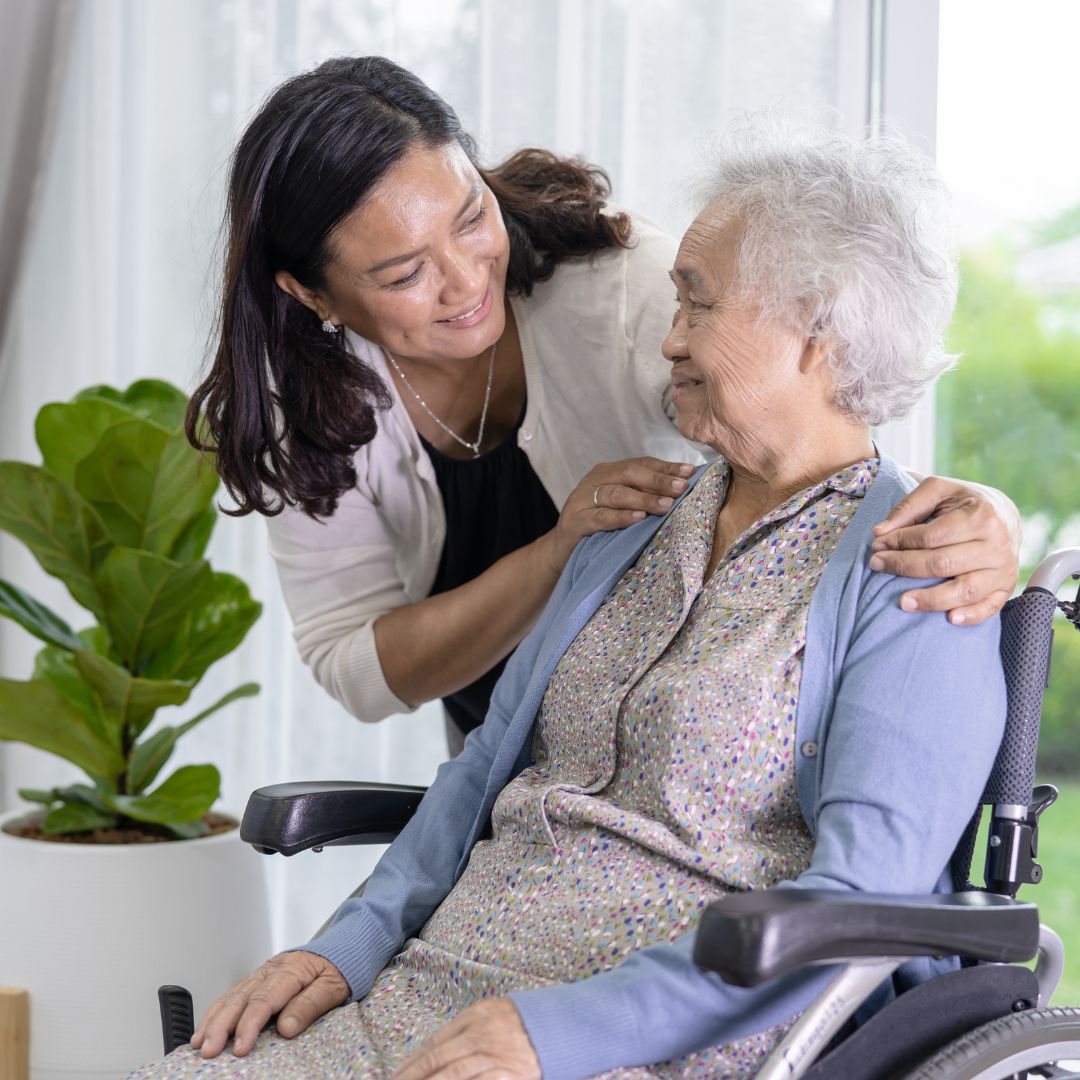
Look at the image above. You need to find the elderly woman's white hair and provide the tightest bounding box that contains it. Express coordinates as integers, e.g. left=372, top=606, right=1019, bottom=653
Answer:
left=696, top=115, right=958, bottom=426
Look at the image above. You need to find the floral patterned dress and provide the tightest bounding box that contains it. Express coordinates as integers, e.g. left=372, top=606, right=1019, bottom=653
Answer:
left=131, top=457, right=877, bottom=1080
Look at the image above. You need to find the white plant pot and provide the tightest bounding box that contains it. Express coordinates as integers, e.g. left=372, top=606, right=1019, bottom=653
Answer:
left=0, top=810, right=272, bottom=1079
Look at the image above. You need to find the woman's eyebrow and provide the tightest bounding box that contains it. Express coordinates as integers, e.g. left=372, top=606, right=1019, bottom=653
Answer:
left=366, top=180, right=484, bottom=275
left=452, top=178, right=484, bottom=222
left=671, top=266, right=703, bottom=286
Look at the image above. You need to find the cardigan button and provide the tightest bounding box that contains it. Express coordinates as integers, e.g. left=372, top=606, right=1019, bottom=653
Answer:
left=800, top=741, right=819, bottom=758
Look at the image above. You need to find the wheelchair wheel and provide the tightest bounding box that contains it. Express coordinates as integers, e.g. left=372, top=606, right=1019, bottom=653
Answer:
left=903, top=1006, right=1080, bottom=1079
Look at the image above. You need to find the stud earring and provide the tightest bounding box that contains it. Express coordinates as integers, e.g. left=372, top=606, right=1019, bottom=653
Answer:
left=321, top=318, right=338, bottom=334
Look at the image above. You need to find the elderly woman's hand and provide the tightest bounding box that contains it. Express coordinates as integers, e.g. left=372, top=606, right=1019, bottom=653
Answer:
left=543, top=457, right=696, bottom=573
left=869, top=475, right=1021, bottom=625
left=188, top=951, right=349, bottom=1059
left=392, top=998, right=540, bottom=1080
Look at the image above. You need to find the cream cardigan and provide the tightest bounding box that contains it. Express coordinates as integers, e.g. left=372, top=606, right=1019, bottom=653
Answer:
left=265, top=214, right=707, bottom=723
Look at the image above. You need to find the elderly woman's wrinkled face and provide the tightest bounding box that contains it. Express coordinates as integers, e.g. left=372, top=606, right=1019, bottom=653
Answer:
left=663, top=204, right=824, bottom=459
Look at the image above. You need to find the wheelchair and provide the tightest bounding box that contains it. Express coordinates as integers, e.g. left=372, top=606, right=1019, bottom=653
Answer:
left=159, top=547, right=1080, bottom=1079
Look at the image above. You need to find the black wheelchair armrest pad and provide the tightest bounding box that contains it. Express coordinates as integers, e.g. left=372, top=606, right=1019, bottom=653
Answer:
left=693, top=889, right=1040, bottom=987
left=240, top=781, right=427, bottom=856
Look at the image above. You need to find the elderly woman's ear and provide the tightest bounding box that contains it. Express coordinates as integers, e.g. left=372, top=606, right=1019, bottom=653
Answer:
left=796, top=333, right=847, bottom=420
left=798, top=331, right=835, bottom=373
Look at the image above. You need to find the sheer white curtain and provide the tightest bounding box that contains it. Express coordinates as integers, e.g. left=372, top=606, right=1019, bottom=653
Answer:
left=0, top=0, right=877, bottom=948
left=0, top=0, right=75, bottom=357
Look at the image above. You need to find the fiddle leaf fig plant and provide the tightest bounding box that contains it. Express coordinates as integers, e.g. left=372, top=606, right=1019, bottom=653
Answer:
left=0, top=380, right=261, bottom=838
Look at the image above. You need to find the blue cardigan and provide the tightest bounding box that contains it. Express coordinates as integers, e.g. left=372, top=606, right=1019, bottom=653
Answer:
left=301, top=453, right=1007, bottom=1078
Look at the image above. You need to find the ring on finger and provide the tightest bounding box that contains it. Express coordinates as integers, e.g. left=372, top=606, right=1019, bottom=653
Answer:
left=592, top=486, right=601, bottom=508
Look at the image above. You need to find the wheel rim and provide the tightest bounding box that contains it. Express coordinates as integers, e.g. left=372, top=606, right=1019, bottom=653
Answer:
left=950, top=1045, right=1080, bottom=1079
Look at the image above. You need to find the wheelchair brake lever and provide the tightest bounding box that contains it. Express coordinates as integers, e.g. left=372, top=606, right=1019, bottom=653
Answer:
left=1028, top=783, right=1058, bottom=829
left=1025, top=783, right=1058, bottom=864
left=1059, top=575, right=1080, bottom=631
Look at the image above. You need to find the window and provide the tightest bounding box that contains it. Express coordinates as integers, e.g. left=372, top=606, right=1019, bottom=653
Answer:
left=935, top=0, right=1080, bottom=1000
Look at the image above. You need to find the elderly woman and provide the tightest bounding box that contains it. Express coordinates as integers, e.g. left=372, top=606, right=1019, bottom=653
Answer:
left=134, top=121, right=1007, bottom=1080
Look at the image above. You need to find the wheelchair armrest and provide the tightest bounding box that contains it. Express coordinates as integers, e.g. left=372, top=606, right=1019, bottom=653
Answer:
left=693, top=889, right=1040, bottom=987
left=239, top=781, right=427, bottom=856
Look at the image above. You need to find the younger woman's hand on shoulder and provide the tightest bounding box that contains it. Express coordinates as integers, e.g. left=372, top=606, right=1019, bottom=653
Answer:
left=189, top=951, right=349, bottom=1059
left=543, top=457, right=696, bottom=573
left=869, top=475, right=1021, bottom=625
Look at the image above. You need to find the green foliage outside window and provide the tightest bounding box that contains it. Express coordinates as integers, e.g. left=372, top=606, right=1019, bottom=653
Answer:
left=937, top=251, right=1080, bottom=542
left=936, top=206, right=1080, bottom=776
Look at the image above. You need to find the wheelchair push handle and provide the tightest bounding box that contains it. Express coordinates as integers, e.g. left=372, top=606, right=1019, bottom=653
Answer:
left=1024, top=545, right=1080, bottom=635
left=983, top=547, right=1080, bottom=815
left=1026, top=546, right=1080, bottom=607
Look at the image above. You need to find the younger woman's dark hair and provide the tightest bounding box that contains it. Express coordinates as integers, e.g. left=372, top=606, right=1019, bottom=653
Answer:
left=188, top=55, right=632, bottom=518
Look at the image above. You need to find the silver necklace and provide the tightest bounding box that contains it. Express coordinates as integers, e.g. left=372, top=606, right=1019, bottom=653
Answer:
left=386, top=343, right=497, bottom=459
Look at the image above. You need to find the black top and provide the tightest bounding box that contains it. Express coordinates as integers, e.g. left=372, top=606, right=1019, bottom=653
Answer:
left=419, top=405, right=559, bottom=734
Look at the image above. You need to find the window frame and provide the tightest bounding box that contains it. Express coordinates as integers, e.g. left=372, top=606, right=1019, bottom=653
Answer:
left=867, top=0, right=942, bottom=472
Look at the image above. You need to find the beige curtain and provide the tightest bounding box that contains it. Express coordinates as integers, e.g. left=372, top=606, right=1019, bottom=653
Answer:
left=0, top=0, right=75, bottom=361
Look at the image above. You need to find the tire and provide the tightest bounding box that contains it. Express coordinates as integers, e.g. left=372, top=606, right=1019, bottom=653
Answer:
left=903, top=1006, right=1080, bottom=1080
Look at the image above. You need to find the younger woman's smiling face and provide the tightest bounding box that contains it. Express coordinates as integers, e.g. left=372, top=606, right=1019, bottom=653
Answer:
left=296, top=141, right=511, bottom=362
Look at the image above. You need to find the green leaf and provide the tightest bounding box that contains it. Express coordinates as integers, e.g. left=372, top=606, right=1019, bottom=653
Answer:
left=74, top=385, right=127, bottom=406
left=35, top=398, right=148, bottom=486
left=169, top=506, right=216, bottom=562
left=74, top=419, right=219, bottom=556
left=166, top=819, right=211, bottom=840
left=0, top=463, right=110, bottom=617
left=18, top=788, right=58, bottom=806
left=126, top=682, right=259, bottom=793
left=179, top=681, right=259, bottom=732
left=0, top=579, right=85, bottom=651
left=105, top=764, right=219, bottom=826
left=33, top=644, right=119, bottom=747
left=94, top=548, right=212, bottom=669
left=73, top=649, right=193, bottom=741
left=127, top=380, right=191, bottom=430
left=51, top=782, right=114, bottom=812
left=41, top=802, right=118, bottom=834
left=142, top=573, right=261, bottom=682
left=77, top=623, right=115, bottom=658
left=125, top=727, right=176, bottom=795
left=121, top=380, right=190, bottom=430
left=74, top=380, right=189, bottom=431
left=0, top=677, right=125, bottom=782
